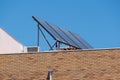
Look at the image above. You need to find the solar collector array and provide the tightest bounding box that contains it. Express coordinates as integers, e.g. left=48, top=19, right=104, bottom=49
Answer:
left=47, top=23, right=80, bottom=48
left=32, top=16, right=92, bottom=49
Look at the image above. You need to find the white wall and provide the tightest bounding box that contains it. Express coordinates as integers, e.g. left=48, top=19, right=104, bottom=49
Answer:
left=0, top=28, right=24, bottom=54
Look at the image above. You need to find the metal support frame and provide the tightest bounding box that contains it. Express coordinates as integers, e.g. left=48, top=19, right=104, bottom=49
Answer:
left=37, top=24, right=53, bottom=50
left=37, top=24, right=63, bottom=50
left=33, top=16, right=80, bottom=51
left=50, top=41, right=56, bottom=50
left=49, top=41, right=61, bottom=50
left=56, top=41, right=60, bottom=50
left=37, top=24, right=40, bottom=46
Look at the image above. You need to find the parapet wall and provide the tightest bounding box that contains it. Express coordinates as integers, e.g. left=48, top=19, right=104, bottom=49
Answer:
left=0, top=49, right=120, bottom=80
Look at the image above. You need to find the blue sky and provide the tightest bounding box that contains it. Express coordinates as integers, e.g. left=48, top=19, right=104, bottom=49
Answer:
left=0, top=0, right=120, bottom=51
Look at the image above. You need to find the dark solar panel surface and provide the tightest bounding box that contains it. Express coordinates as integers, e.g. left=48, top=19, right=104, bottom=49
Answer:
left=32, top=16, right=92, bottom=49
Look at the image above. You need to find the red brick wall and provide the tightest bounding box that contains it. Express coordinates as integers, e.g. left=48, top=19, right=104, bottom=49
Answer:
left=0, top=49, right=120, bottom=80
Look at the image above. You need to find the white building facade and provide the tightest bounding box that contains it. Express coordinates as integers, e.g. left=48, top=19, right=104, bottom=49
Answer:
left=0, top=28, right=24, bottom=54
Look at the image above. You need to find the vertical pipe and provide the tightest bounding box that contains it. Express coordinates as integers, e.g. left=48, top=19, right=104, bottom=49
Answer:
left=37, top=24, right=40, bottom=46
left=47, top=69, right=53, bottom=80
left=49, top=69, right=52, bottom=80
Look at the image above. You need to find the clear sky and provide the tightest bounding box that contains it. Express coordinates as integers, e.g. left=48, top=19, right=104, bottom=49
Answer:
left=0, top=0, right=120, bottom=51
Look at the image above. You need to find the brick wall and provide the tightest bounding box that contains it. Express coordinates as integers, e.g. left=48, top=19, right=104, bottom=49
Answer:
left=0, top=49, right=120, bottom=80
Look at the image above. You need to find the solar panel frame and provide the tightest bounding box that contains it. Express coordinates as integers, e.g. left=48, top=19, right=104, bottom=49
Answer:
left=47, top=23, right=92, bottom=49
left=32, top=16, right=73, bottom=47
left=32, top=16, right=92, bottom=49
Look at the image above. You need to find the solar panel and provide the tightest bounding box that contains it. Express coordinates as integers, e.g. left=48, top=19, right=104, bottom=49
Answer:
left=47, top=23, right=81, bottom=48
left=32, top=16, right=92, bottom=49
left=69, top=32, right=92, bottom=49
